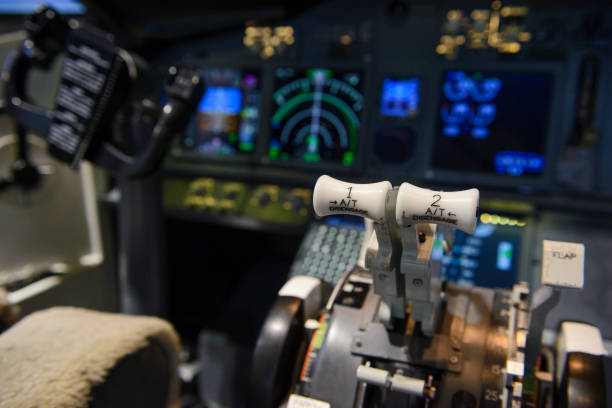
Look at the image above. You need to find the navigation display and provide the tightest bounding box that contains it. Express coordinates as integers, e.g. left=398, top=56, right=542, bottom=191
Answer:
left=433, top=71, right=553, bottom=176
left=268, top=68, right=363, bottom=166
left=182, top=68, right=260, bottom=156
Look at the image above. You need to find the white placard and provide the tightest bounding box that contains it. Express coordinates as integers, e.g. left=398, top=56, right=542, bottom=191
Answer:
left=542, top=240, right=585, bottom=288
left=506, top=360, right=525, bottom=376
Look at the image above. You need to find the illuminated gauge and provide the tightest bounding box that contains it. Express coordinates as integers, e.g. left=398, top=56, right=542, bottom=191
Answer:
left=443, top=124, right=460, bottom=137
left=268, top=68, right=363, bottom=166
left=471, top=77, right=502, bottom=102
left=441, top=102, right=474, bottom=125
left=470, top=126, right=489, bottom=139
left=472, top=103, right=496, bottom=126
left=443, top=72, right=475, bottom=101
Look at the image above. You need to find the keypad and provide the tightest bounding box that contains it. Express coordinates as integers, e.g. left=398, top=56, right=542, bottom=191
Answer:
left=289, top=222, right=364, bottom=286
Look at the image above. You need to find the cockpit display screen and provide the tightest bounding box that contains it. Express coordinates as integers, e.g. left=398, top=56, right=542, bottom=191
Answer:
left=181, top=68, right=260, bottom=156
left=433, top=71, right=553, bottom=176
left=380, top=78, right=420, bottom=118
left=440, top=218, right=524, bottom=289
left=268, top=68, right=363, bottom=167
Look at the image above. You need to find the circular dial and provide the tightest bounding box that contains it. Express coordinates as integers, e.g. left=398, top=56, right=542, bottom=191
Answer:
left=269, top=68, right=363, bottom=166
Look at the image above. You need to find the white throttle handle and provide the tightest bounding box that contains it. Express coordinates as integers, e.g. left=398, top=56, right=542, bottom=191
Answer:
left=395, top=182, right=479, bottom=234
left=313, top=175, right=392, bottom=222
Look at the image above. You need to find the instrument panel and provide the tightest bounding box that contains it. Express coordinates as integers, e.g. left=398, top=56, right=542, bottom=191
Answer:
left=162, top=0, right=612, bottom=203
left=168, top=63, right=561, bottom=182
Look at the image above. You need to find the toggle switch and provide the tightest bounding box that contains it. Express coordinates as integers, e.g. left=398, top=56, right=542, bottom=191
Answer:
left=395, top=182, right=479, bottom=234
left=313, top=175, right=392, bottom=222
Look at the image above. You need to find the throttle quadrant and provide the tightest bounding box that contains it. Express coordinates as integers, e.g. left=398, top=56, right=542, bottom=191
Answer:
left=313, top=174, right=480, bottom=334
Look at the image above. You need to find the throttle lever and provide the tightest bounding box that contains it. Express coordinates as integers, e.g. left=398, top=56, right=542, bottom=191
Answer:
left=395, top=182, right=479, bottom=234
left=313, top=175, right=405, bottom=317
left=313, top=175, right=392, bottom=222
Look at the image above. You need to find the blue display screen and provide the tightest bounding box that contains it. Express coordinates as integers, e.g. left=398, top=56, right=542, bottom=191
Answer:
left=380, top=78, right=420, bottom=118
left=0, top=0, right=85, bottom=14
left=494, top=151, right=545, bottom=176
left=324, top=214, right=365, bottom=230
left=182, top=68, right=261, bottom=156
left=434, top=71, right=553, bottom=176
left=197, top=86, right=243, bottom=115
left=441, top=222, right=523, bottom=289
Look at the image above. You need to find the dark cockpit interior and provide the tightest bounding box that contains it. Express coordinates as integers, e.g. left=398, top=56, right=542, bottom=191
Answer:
left=0, top=1, right=611, bottom=407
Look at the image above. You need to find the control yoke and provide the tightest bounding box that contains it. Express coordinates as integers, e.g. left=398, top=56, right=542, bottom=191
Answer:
left=1, top=7, right=204, bottom=177
left=313, top=175, right=479, bottom=335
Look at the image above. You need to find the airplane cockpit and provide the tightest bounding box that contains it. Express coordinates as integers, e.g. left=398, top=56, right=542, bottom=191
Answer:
left=0, top=1, right=611, bottom=407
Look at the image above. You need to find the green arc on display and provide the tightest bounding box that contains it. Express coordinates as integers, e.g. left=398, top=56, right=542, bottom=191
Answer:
left=271, top=92, right=360, bottom=151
